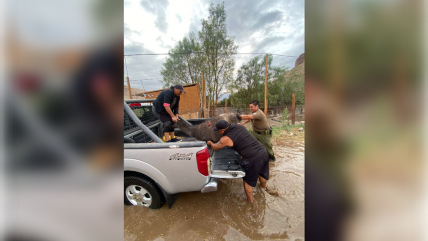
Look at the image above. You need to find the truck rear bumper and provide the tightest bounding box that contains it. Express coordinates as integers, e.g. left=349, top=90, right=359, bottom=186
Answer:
left=201, top=177, right=218, bottom=193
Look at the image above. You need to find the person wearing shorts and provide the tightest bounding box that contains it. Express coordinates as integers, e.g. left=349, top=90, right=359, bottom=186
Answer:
left=152, top=84, right=185, bottom=142
left=207, top=120, right=270, bottom=203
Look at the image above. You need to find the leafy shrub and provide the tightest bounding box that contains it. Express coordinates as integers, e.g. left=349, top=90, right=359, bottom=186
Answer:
left=280, top=108, right=288, bottom=124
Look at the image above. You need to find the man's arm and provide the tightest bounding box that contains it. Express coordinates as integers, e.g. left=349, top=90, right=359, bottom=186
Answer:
left=241, top=111, right=264, bottom=121
left=239, top=119, right=251, bottom=125
left=162, top=91, right=178, bottom=122
left=238, top=114, right=253, bottom=125
left=240, top=114, right=254, bottom=120
left=165, top=106, right=178, bottom=122
left=164, top=106, right=175, bottom=118
left=207, top=136, right=233, bottom=151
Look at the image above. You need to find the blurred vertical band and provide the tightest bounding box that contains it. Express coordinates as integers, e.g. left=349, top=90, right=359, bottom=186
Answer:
left=306, top=0, right=425, bottom=240
left=2, top=0, right=124, bottom=241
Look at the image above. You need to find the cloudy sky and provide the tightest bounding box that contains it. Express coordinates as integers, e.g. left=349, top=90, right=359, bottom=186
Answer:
left=124, top=0, right=304, bottom=92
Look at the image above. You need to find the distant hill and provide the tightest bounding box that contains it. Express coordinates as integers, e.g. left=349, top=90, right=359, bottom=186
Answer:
left=124, top=85, right=146, bottom=99
left=295, top=53, right=305, bottom=66
left=284, top=53, right=304, bottom=79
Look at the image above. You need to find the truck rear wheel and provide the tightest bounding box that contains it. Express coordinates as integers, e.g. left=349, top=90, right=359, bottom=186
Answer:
left=124, top=176, right=164, bottom=209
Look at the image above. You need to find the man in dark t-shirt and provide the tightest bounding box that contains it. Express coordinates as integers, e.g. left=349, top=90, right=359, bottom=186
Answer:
left=152, top=84, right=185, bottom=142
left=207, top=120, right=270, bottom=203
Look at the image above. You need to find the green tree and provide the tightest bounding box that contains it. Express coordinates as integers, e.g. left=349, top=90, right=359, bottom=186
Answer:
left=160, top=32, right=203, bottom=86
left=269, top=67, right=305, bottom=106
left=198, top=2, right=238, bottom=109
left=217, top=98, right=230, bottom=106
left=229, top=55, right=289, bottom=109
left=229, top=52, right=305, bottom=110
left=160, top=2, right=238, bottom=112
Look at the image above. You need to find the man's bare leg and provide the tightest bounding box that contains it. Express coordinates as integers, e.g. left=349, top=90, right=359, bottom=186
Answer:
left=243, top=180, right=254, bottom=203
left=164, top=132, right=170, bottom=142
left=258, top=176, right=267, bottom=189
left=169, top=132, right=174, bottom=140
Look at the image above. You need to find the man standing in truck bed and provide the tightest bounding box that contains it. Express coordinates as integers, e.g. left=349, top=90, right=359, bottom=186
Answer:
left=239, top=100, right=276, bottom=161
left=207, top=120, right=270, bottom=203
left=152, top=84, right=185, bottom=142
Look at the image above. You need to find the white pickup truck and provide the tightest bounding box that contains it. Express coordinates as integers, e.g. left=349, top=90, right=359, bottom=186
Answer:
left=124, top=100, right=245, bottom=209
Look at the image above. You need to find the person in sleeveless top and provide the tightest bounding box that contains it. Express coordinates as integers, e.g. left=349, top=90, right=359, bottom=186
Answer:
left=207, top=120, right=270, bottom=203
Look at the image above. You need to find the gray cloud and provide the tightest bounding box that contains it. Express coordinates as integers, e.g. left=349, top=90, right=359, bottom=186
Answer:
left=188, top=13, right=202, bottom=35
left=274, top=49, right=304, bottom=69
left=124, top=42, right=152, bottom=55
left=124, top=53, right=165, bottom=90
left=201, top=0, right=287, bottom=41
left=126, top=0, right=303, bottom=90
left=124, top=42, right=165, bottom=90
left=156, top=36, right=171, bottom=49
left=176, top=14, right=182, bottom=23
left=124, top=23, right=141, bottom=41
left=140, top=0, right=169, bottom=34
left=251, top=36, right=286, bottom=53
left=250, top=10, right=284, bottom=32
left=195, top=0, right=304, bottom=69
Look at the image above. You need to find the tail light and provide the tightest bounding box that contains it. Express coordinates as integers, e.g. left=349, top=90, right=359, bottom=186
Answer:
left=129, top=103, right=141, bottom=107
left=196, top=147, right=210, bottom=176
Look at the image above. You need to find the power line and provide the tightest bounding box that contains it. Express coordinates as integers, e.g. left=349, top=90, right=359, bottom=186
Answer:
left=128, top=78, right=163, bottom=81
left=233, top=53, right=296, bottom=57
left=127, top=74, right=281, bottom=81
left=125, top=53, right=188, bottom=56
left=124, top=52, right=296, bottom=57
left=128, top=80, right=162, bottom=82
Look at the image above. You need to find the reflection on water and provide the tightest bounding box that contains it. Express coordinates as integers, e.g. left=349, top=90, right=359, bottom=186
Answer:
left=124, top=143, right=304, bottom=241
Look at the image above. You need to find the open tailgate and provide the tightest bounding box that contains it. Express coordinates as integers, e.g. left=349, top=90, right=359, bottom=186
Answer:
left=209, top=147, right=245, bottom=178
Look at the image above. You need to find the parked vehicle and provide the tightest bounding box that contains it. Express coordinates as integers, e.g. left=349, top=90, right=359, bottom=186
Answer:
left=124, top=99, right=245, bottom=209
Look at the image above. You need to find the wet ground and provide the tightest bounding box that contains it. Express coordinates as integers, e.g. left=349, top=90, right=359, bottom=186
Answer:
left=124, top=141, right=304, bottom=241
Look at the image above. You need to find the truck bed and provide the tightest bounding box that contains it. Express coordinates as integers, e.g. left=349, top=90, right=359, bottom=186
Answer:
left=124, top=101, right=245, bottom=179
left=209, top=147, right=245, bottom=178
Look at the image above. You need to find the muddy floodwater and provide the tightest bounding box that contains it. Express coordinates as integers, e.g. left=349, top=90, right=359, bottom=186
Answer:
left=124, top=142, right=304, bottom=241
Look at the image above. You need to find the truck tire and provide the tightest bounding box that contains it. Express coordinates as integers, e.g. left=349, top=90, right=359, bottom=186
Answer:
left=124, top=176, right=164, bottom=209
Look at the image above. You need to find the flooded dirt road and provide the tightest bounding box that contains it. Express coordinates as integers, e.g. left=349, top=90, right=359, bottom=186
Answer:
left=124, top=141, right=304, bottom=241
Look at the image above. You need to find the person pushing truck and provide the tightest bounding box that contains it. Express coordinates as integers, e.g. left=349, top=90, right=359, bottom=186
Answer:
left=206, top=120, right=272, bottom=203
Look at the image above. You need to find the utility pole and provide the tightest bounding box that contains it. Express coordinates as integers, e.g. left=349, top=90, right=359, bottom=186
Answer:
left=204, top=79, right=207, bottom=117
left=201, top=73, right=204, bottom=117
left=125, top=56, right=133, bottom=99
left=264, top=54, right=268, bottom=115
left=126, top=76, right=133, bottom=99
left=225, top=99, right=227, bottom=113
